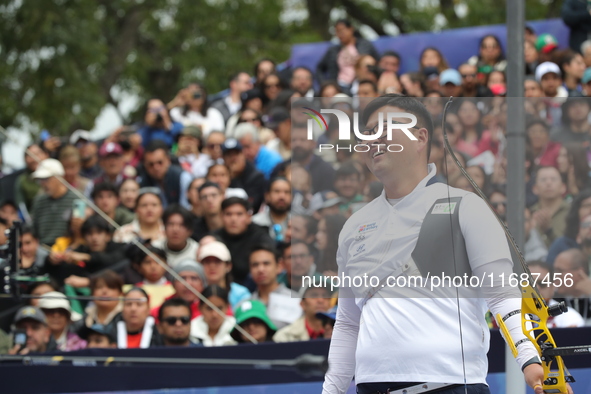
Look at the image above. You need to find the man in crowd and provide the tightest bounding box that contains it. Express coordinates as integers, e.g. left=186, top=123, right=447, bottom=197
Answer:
left=156, top=298, right=200, bottom=347
left=15, top=144, right=48, bottom=212
left=235, top=123, right=283, bottom=179
left=249, top=244, right=295, bottom=329
left=211, top=72, right=253, bottom=124
left=214, top=197, right=273, bottom=286
left=439, top=69, right=463, bottom=98
left=290, top=67, right=315, bottom=97
left=79, top=324, right=117, bottom=349
left=140, top=140, right=192, bottom=208
left=71, top=130, right=102, bottom=180
left=91, top=182, right=135, bottom=226
left=459, top=63, right=492, bottom=97
left=156, top=204, right=199, bottom=269
left=291, top=123, right=335, bottom=194
left=222, top=138, right=266, bottom=212
left=92, top=142, right=129, bottom=189
left=31, top=158, right=78, bottom=246
left=531, top=166, right=570, bottom=247
left=278, top=240, right=322, bottom=296
left=553, top=248, right=591, bottom=323
left=252, top=177, right=291, bottom=241
left=9, top=306, right=53, bottom=354
left=333, top=161, right=364, bottom=215
left=192, top=181, right=224, bottom=241
left=378, top=51, right=401, bottom=74
left=273, top=285, right=331, bottom=342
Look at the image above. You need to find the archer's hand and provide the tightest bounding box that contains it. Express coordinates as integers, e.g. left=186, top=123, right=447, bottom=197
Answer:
left=524, top=363, right=573, bottom=394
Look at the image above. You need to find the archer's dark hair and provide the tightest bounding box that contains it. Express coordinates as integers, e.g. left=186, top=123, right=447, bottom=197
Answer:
left=361, top=94, right=434, bottom=161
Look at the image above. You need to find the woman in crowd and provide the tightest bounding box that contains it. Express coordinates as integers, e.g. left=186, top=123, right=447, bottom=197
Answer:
left=316, top=19, right=379, bottom=87
left=556, top=142, right=591, bottom=197
left=206, top=163, right=248, bottom=200
left=261, top=72, right=284, bottom=108
left=316, top=214, right=348, bottom=275
left=524, top=40, right=539, bottom=76
left=190, top=285, right=237, bottom=346
left=467, top=34, right=507, bottom=74
left=114, top=188, right=165, bottom=245
left=169, top=83, right=225, bottom=136
left=254, top=58, right=275, bottom=87
left=117, top=287, right=157, bottom=348
left=38, top=292, right=86, bottom=351
left=230, top=300, right=277, bottom=344
left=400, top=72, right=426, bottom=97
left=551, top=98, right=591, bottom=144
left=419, top=47, right=449, bottom=73
left=118, top=178, right=140, bottom=212
left=454, top=99, right=485, bottom=157
left=81, top=270, right=124, bottom=330
left=526, top=119, right=561, bottom=167
left=198, top=241, right=250, bottom=309
left=558, top=49, right=587, bottom=96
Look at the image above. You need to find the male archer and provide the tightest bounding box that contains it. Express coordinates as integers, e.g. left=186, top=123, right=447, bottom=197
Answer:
left=322, top=95, right=565, bottom=394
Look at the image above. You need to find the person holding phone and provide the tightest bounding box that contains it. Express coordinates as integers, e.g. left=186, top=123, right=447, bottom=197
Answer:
left=8, top=306, right=53, bottom=355
left=170, top=83, right=225, bottom=136
left=138, top=98, right=183, bottom=149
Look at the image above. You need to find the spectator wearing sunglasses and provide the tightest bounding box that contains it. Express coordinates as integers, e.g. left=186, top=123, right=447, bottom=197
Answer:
left=458, top=63, right=493, bottom=98
left=155, top=298, right=201, bottom=347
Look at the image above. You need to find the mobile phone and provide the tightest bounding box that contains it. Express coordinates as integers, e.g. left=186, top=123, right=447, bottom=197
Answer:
left=72, top=199, right=87, bottom=219
left=14, top=329, right=27, bottom=347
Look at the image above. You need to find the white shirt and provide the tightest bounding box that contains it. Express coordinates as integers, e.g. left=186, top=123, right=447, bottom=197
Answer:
left=153, top=237, right=200, bottom=269
left=224, top=95, right=241, bottom=116
left=190, top=316, right=237, bottom=346
left=323, top=164, right=538, bottom=393
left=170, top=107, right=225, bottom=136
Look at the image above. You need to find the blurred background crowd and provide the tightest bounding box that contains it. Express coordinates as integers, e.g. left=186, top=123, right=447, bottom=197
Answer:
left=0, top=0, right=591, bottom=357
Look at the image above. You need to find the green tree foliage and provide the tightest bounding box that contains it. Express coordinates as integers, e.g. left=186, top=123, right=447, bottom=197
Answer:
left=0, top=0, right=559, bottom=135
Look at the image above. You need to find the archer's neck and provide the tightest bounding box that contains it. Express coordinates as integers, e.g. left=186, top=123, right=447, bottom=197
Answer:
left=382, top=166, right=429, bottom=200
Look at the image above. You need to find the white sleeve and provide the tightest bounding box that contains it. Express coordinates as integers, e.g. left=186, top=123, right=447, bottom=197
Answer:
left=206, top=107, right=226, bottom=135
left=322, top=241, right=360, bottom=394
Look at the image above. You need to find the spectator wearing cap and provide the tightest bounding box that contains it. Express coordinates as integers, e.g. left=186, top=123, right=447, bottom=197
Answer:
left=458, top=63, right=493, bottom=98
left=291, top=122, right=336, bottom=194
left=265, top=107, right=292, bottom=160
left=155, top=298, right=201, bottom=347
left=78, top=324, right=117, bottom=348
left=191, top=285, right=237, bottom=346
left=139, top=98, right=183, bottom=149
left=8, top=306, right=54, bottom=355
left=231, top=300, right=276, bottom=343
left=562, top=0, right=591, bottom=54
left=252, top=178, right=291, bottom=242
left=467, top=34, right=507, bottom=74
left=175, top=125, right=211, bottom=179
left=235, top=123, right=283, bottom=180
left=191, top=181, right=224, bottom=241
left=214, top=197, right=273, bottom=285
left=582, top=67, right=591, bottom=96
left=316, top=305, right=337, bottom=339
left=14, top=144, right=48, bottom=212
left=550, top=98, right=591, bottom=145
left=222, top=138, right=266, bottom=212
left=438, top=69, right=463, bottom=98
left=139, top=140, right=193, bottom=209
left=558, top=50, right=587, bottom=97
left=273, top=285, right=331, bottom=342
left=38, top=291, right=86, bottom=351
left=198, top=241, right=250, bottom=309
left=70, top=130, right=103, bottom=180
left=151, top=259, right=207, bottom=321
left=170, top=83, right=225, bottom=136
left=211, top=72, right=254, bottom=125
left=154, top=203, right=199, bottom=269
left=58, top=145, right=92, bottom=196
left=92, top=182, right=135, bottom=226
left=378, top=51, right=401, bottom=74
left=91, top=141, right=131, bottom=192
left=117, top=287, right=158, bottom=348
left=113, top=188, right=165, bottom=245
left=31, top=158, right=79, bottom=246
left=249, top=244, right=297, bottom=329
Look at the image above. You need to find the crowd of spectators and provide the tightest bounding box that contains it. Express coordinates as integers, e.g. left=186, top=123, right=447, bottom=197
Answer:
left=2, top=12, right=591, bottom=356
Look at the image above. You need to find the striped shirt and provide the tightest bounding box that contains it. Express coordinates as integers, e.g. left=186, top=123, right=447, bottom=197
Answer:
left=31, top=190, right=78, bottom=246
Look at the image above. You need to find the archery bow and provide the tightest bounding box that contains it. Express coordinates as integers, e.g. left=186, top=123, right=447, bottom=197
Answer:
left=441, top=97, right=590, bottom=394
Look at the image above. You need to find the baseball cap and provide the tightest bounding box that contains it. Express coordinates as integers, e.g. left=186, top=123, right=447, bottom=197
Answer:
left=262, top=107, right=290, bottom=130
left=231, top=300, right=277, bottom=342
left=198, top=241, right=231, bottom=262
left=535, top=33, right=558, bottom=54
left=32, top=158, right=65, bottom=179
left=535, top=61, right=561, bottom=82
left=582, top=68, right=591, bottom=84
left=222, top=138, right=243, bottom=153
left=173, top=259, right=208, bottom=286
left=14, top=306, right=47, bottom=325
left=180, top=125, right=202, bottom=140
left=316, top=305, right=337, bottom=321
left=99, top=142, right=123, bottom=158
left=439, top=69, right=462, bottom=86
left=309, top=191, right=342, bottom=212
left=69, top=129, right=92, bottom=145
left=78, top=323, right=116, bottom=343
left=38, top=291, right=72, bottom=316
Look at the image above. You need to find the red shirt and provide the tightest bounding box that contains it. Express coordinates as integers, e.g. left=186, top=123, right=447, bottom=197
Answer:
left=126, top=332, right=142, bottom=348
left=305, top=318, right=325, bottom=339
